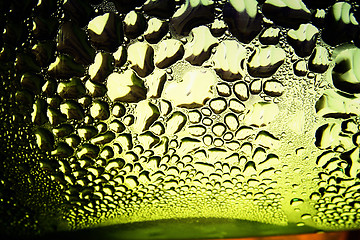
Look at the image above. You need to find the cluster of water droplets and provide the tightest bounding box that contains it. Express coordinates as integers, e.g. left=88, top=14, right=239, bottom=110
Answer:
left=2, top=0, right=360, bottom=236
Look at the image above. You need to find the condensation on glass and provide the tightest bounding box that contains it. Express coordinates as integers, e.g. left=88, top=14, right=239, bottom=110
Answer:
left=1, top=0, right=360, bottom=239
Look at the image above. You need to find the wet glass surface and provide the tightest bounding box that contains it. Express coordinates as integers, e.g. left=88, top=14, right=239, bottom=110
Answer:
left=1, top=0, right=360, bottom=239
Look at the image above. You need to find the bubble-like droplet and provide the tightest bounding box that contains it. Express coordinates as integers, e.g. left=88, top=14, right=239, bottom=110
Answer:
left=124, top=10, right=147, bottom=39
left=188, top=125, right=207, bottom=137
left=60, top=100, right=84, bottom=121
left=259, top=27, right=280, bottom=45
left=89, top=52, right=114, bottom=83
left=155, top=39, right=184, bottom=69
left=247, top=46, right=285, bottom=78
left=184, top=26, right=218, bottom=66
left=88, top=13, right=123, bottom=52
left=216, top=83, right=232, bottom=97
left=301, top=214, right=311, bottom=220
left=90, top=100, right=110, bottom=120
left=263, top=80, right=284, bottom=97
left=123, top=115, right=135, bottom=126
left=209, top=97, right=227, bottom=114
left=229, top=99, right=245, bottom=113
left=293, top=60, right=308, bottom=77
left=290, top=198, right=304, bottom=207
left=223, top=132, right=234, bottom=141
left=212, top=40, right=247, bottom=81
left=111, top=103, right=125, bottom=118
left=144, top=18, right=169, bottom=44
left=214, top=138, right=224, bottom=147
left=202, top=117, right=213, bottom=126
left=163, top=69, right=216, bottom=109
left=287, top=24, right=319, bottom=57
left=203, top=135, right=213, bottom=146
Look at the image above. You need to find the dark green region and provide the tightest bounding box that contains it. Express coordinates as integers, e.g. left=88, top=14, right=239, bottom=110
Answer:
left=0, top=47, right=65, bottom=240
left=36, top=218, right=319, bottom=240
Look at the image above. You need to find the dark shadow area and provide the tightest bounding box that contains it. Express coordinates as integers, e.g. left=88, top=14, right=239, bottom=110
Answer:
left=27, top=218, right=321, bottom=240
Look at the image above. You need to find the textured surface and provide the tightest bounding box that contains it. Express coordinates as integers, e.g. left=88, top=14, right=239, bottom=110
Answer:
left=2, top=0, right=360, bottom=239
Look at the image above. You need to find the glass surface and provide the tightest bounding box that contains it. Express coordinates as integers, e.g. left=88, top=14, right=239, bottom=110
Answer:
left=1, top=0, right=360, bottom=239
